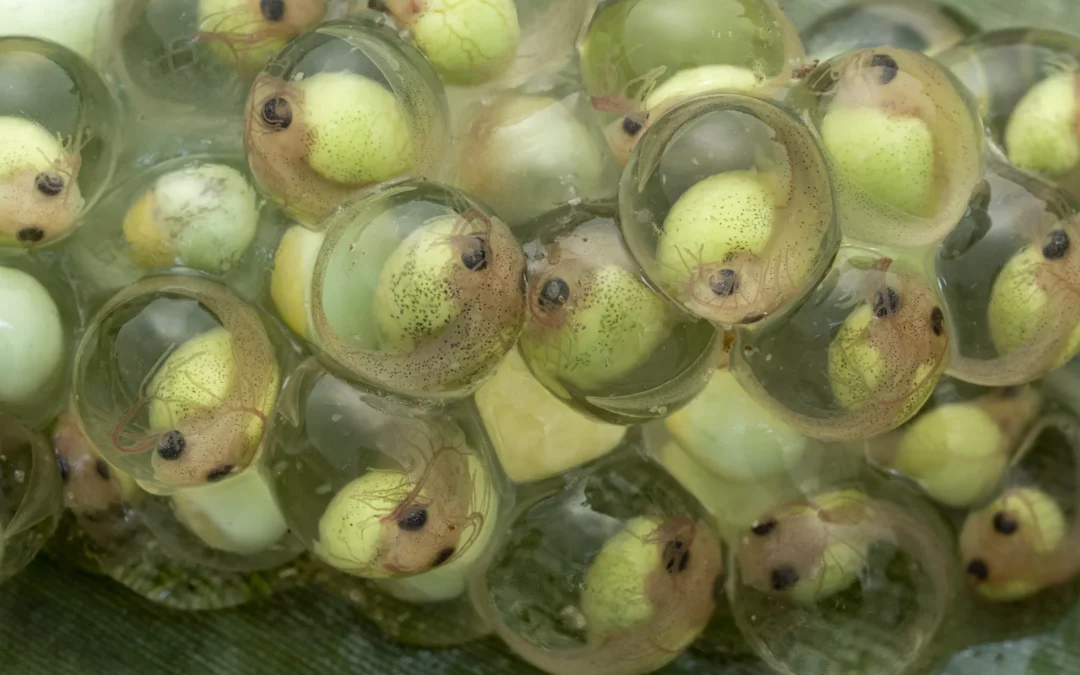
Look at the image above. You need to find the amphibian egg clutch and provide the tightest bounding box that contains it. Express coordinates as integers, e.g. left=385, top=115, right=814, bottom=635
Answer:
left=2, top=1, right=1080, bottom=673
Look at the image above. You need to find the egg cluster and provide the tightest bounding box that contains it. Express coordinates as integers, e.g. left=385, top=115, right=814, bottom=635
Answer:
left=2, top=1, right=1080, bottom=673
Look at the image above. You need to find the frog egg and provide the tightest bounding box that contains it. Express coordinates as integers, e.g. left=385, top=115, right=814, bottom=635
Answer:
left=2, top=0, right=120, bottom=66
left=788, top=47, right=983, bottom=248
left=0, top=266, right=65, bottom=415
left=268, top=359, right=507, bottom=581
left=0, top=414, right=63, bottom=583
left=242, top=19, right=449, bottom=226
left=477, top=452, right=722, bottom=675
left=730, top=248, right=950, bottom=441
left=444, top=89, right=619, bottom=229
left=939, top=29, right=1080, bottom=203
left=731, top=481, right=959, bottom=675
left=620, top=93, right=838, bottom=328
left=308, top=180, right=525, bottom=401
left=270, top=224, right=324, bottom=341
left=72, top=275, right=288, bottom=492
left=475, top=350, right=626, bottom=483
left=935, top=161, right=1080, bottom=386
left=0, top=37, right=119, bottom=248
left=800, top=0, right=977, bottom=62
left=517, top=203, right=721, bottom=425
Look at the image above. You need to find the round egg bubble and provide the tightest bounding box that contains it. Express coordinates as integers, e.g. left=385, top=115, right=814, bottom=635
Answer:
left=0, top=265, right=65, bottom=417
left=935, top=160, right=1080, bottom=386
left=730, top=478, right=959, bottom=675
left=939, top=28, right=1080, bottom=205
left=243, top=17, right=449, bottom=226
left=516, top=202, right=722, bottom=425
left=788, top=46, right=983, bottom=249
left=0, top=37, right=119, bottom=248
left=730, top=247, right=950, bottom=442
left=268, top=358, right=507, bottom=585
left=72, top=275, right=289, bottom=492
left=578, top=0, right=804, bottom=166
left=307, top=180, right=526, bottom=401
left=619, top=93, right=839, bottom=329
left=0, top=414, right=63, bottom=583
left=476, top=450, right=722, bottom=675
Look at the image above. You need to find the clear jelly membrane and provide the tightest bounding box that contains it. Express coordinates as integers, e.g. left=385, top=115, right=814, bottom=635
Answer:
left=0, top=36, right=119, bottom=247
left=0, top=414, right=62, bottom=583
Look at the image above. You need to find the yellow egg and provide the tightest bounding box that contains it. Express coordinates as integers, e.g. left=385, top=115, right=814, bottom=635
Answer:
left=1005, top=70, right=1080, bottom=177
left=270, top=225, right=324, bottom=340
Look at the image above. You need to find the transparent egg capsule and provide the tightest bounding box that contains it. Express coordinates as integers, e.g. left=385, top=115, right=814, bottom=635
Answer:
left=72, top=275, right=288, bottom=492
left=619, top=94, right=838, bottom=328
left=938, top=29, right=1080, bottom=204
left=0, top=37, right=120, bottom=248
left=306, top=180, right=525, bottom=401
left=730, top=248, right=950, bottom=441
left=578, top=0, right=804, bottom=166
left=0, top=414, right=63, bottom=583
left=730, top=479, right=959, bottom=675
left=517, top=203, right=722, bottom=425
left=960, top=413, right=1080, bottom=603
left=269, top=358, right=507, bottom=583
left=935, top=161, right=1080, bottom=386
left=378, top=0, right=590, bottom=88
left=477, top=450, right=722, bottom=675
left=865, top=379, right=1042, bottom=508
left=243, top=18, right=449, bottom=225
left=788, top=46, right=984, bottom=248
left=443, top=84, right=619, bottom=229
left=800, top=0, right=977, bottom=63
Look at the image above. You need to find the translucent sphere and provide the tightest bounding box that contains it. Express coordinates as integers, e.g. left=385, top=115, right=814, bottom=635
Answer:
left=0, top=414, right=63, bottom=583
left=619, top=94, right=838, bottom=327
left=787, top=47, right=983, bottom=248
left=307, top=180, right=526, bottom=401
left=936, top=160, right=1080, bottom=386
left=579, top=0, right=804, bottom=165
left=939, top=29, right=1080, bottom=205
left=730, top=480, right=958, bottom=675
left=269, top=359, right=507, bottom=582
left=73, top=275, right=290, bottom=491
left=730, top=247, right=950, bottom=441
left=478, top=450, right=723, bottom=675
left=0, top=37, right=120, bottom=247
left=801, top=0, right=977, bottom=62
left=517, top=203, right=721, bottom=424
left=243, top=18, right=449, bottom=225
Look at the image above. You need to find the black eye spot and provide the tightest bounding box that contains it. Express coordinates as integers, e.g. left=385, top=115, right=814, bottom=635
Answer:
left=930, top=307, right=944, bottom=336
left=622, top=117, right=643, bottom=136
left=36, top=173, right=65, bottom=196
left=771, top=565, right=800, bottom=591
left=993, top=512, right=1020, bottom=535
left=95, top=459, right=111, bottom=480
left=967, top=559, right=989, bottom=581
left=431, top=547, right=455, bottom=568
left=17, top=228, right=45, bottom=243
left=260, top=0, right=285, bottom=21
left=539, top=277, right=570, bottom=308
left=460, top=238, right=488, bottom=271
left=1042, top=229, right=1070, bottom=260
left=397, top=507, right=428, bottom=532
left=261, top=97, right=292, bottom=130
left=56, top=455, right=70, bottom=483
left=710, top=268, right=739, bottom=297
left=663, top=539, right=691, bottom=574
left=872, top=286, right=901, bottom=319
left=751, top=519, right=777, bottom=536
left=156, top=430, right=186, bottom=460
left=870, top=53, right=899, bottom=84
left=206, top=465, right=234, bottom=482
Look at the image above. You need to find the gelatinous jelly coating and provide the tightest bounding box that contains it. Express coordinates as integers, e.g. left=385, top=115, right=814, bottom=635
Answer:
left=242, top=20, right=449, bottom=225
left=0, top=266, right=64, bottom=408
left=480, top=455, right=722, bottom=675
left=732, top=253, right=949, bottom=441
left=790, top=47, right=983, bottom=248
left=0, top=414, right=63, bottom=582
left=73, top=276, right=282, bottom=490
left=800, top=0, right=977, bottom=62
left=196, top=0, right=327, bottom=70
left=936, top=162, right=1080, bottom=386
left=620, top=94, right=838, bottom=328
left=310, top=181, right=525, bottom=400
